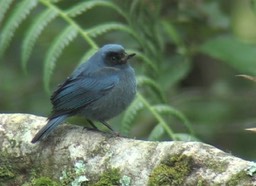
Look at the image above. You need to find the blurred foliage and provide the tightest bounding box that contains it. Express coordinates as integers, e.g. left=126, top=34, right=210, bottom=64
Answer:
left=1, top=0, right=256, bottom=160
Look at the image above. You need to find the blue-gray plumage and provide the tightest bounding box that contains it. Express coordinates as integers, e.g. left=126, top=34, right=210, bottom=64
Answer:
left=31, top=44, right=136, bottom=143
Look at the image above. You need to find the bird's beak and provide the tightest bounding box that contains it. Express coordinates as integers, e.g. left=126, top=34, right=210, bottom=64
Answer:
left=121, top=53, right=136, bottom=63
left=127, top=53, right=136, bottom=60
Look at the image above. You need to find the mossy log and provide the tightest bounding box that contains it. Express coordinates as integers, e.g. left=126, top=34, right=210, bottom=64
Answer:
left=0, top=114, right=256, bottom=185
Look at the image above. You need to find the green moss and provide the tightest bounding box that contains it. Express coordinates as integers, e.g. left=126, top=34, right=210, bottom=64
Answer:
left=92, top=168, right=121, bottom=186
left=60, top=168, right=87, bottom=185
left=60, top=166, right=121, bottom=186
left=148, top=155, right=193, bottom=186
left=0, top=149, right=63, bottom=185
left=226, top=171, right=251, bottom=186
left=196, top=178, right=207, bottom=186
left=0, top=165, right=15, bottom=181
left=32, top=177, right=59, bottom=186
left=205, top=159, right=228, bottom=173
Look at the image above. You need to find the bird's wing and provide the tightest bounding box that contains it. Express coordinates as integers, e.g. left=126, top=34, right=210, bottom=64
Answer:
left=50, top=67, right=119, bottom=116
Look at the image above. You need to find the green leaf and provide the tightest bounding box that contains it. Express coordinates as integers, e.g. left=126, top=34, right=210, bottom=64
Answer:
left=44, top=25, right=78, bottom=93
left=22, top=9, right=57, bottom=73
left=148, top=124, right=165, bottom=141
left=87, top=23, right=133, bottom=38
left=0, top=0, right=37, bottom=59
left=0, top=0, right=14, bottom=27
left=200, top=35, right=256, bottom=75
left=121, top=96, right=144, bottom=135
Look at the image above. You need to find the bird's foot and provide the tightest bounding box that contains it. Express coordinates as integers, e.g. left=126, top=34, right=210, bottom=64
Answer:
left=82, top=126, right=100, bottom=132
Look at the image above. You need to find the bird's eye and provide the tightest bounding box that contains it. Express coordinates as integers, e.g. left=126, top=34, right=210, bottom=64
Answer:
left=111, top=56, right=117, bottom=61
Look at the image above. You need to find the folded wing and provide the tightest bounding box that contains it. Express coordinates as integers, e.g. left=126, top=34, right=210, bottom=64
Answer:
left=50, top=68, right=119, bottom=117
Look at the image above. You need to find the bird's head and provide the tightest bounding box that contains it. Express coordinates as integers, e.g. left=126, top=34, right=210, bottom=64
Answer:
left=100, top=44, right=135, bottom=67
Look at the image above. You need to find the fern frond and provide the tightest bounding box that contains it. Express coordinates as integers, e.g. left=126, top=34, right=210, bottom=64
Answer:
left=152, top=104, right=194, bottom=135
left=0, top=0, right=37, bottom=59
left=162, top=57, right=191, bottom=89
left=22, top=9, right=58, bottom=73
left=44, top=25, right=78, bottom=93
left=162, top=20, right=183, bottom=47
left=137, top=76, right=165, bottom=102
left=137, top=93, right=176, bottom=139
left=173, top=133, right=200, bottom=142
left=87, top=22, right=133, bottom=38
left=66, top=0, right=126, bottom=19
left=0, top=0, right=14, bottom=27
left=148, top=124, right=164, bottom=141
left=40, top=0, right=97, bottom=48
left=121, top=96, right=144, bottom=135
left=78, top=48, right=98, bottom=65
left=131, top=50, right=158, bottom=74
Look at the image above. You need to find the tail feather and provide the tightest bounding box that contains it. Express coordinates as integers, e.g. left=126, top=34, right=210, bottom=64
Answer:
left=31, top=115, right=68, bottom=143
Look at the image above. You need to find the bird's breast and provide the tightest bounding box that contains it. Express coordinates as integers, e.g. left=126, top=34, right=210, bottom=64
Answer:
left=90, top=67, right=136, bottom=121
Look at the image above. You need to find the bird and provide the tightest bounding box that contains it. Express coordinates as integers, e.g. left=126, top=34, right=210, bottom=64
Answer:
left=31, top=44, right=136, bottom=143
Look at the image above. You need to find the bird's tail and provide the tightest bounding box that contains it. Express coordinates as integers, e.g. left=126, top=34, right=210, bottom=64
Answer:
left=31, top=115, right=68, bottom=143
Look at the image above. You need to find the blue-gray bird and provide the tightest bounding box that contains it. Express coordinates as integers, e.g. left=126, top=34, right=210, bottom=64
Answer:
left=31, top=44, right=136, bottom=143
